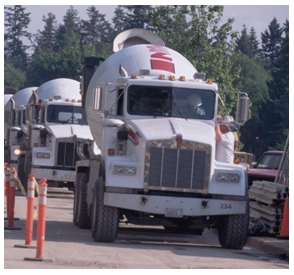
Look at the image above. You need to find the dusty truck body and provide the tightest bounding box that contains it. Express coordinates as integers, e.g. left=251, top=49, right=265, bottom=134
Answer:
left=74, top=29, right=250, bottom=249
left=4, top=87, right=38, bottom=169
left=16, top=78, right=95, bottom=191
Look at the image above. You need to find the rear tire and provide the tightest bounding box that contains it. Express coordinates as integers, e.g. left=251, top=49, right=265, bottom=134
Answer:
left=91, top=177, right=119, bottom=242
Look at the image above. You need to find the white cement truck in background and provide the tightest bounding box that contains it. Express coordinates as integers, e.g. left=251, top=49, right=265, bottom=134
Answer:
left=15, top=78, right=96, bottom=192
left=73, top=28, right=250, bottom=249
left=4, top=93, right=13, bottom=164
left=4, top=87, right=38, bottom=169
left=4, top=94, right=13, bottom=145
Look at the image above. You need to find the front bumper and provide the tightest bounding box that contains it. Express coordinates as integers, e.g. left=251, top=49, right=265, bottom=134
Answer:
left=104, top=192, right=247, bottom=217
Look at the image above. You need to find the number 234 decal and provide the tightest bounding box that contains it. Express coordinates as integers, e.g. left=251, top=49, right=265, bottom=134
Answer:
left=220, top=204, right=232, bottom=209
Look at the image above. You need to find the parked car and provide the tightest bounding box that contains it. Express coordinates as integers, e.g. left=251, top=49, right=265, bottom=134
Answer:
left=247, top=150, right=283, bottom=186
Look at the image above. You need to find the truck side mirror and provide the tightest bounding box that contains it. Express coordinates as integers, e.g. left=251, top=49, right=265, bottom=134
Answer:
left=236, top=93, right=250, bottom=125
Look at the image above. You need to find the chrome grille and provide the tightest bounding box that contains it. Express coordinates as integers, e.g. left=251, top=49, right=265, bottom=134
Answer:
left=56, top=141, right=89, bottom=168
left=56, top=141, right=80, bottom=167
left=145, top=140, right=211, bottom=192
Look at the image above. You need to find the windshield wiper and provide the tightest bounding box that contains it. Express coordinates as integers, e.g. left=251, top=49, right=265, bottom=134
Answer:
left=173, top=103, right=182, bottom=116
left=173, top=102, right=187, bottom=119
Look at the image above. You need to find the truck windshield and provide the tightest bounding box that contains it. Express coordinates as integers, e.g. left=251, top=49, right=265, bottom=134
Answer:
left=127, top=85, right=215, bottom=119
left=46, top=105, right=88, bottom=125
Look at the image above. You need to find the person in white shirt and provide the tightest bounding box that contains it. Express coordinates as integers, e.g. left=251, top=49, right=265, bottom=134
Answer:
left=215, top=115, right=235, bottom=163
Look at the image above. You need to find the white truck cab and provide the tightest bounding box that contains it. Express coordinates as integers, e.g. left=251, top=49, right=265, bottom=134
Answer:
left=16, top=78, right=95, bottom=191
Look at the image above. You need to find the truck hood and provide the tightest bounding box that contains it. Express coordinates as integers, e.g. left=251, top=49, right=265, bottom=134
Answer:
left=128, top=118, right=215, bottom=144
left=47, top=124, right=93, bottom=140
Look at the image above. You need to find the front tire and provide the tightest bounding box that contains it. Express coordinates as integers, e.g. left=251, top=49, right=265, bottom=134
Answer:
left=218, top=199, right=249, bottom=249
left=91, top=177, right=119, bottom=242
left=73, top=172, right=82, bottom=226
left=76, top=172, right=91, bottom=229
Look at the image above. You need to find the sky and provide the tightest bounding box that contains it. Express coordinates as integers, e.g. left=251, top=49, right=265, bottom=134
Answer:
left=3, top=2, right=290, bottom=45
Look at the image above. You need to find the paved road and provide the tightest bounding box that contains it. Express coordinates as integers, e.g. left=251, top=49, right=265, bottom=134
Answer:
left=4, top=188, right=289, bottom=269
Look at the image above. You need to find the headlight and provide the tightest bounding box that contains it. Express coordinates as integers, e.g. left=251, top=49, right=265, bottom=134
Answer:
left=113, top=165, right=136, bottom=175
left=36, top=152, right=50, bottom=159
left=13, top=148, right=21, bottom=156
left=216, top=173, right=240, bottom=183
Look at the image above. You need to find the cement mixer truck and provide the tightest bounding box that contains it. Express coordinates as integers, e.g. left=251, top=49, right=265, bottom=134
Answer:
left=15, top=78, right=96, bottom=191
left=74, top=29, right=250, bottom=249
left=4, top=87, right=38, bottom=169
left=4, top=94, right=13, bottom=151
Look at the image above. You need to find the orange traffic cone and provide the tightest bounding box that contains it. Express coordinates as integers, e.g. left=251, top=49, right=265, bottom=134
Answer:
left=277, top=196, right=289, bottom=239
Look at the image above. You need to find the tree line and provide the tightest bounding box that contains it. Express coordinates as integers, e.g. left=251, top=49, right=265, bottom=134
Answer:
left=4, top=5, right=289, bottom=159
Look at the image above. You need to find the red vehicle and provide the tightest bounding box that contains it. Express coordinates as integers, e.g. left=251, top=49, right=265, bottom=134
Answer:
left=247, top=150, right=283, bottom=186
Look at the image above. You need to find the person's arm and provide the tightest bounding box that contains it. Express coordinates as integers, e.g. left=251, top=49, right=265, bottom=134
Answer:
left=215, top=123, right=222, bottom=142
left=215, top=115, right=222, bottom=141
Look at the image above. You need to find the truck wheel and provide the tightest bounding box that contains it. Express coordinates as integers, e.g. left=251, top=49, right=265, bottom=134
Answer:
left=218, top=199, right=249, bottom=249
left=76, top=172, right=91, bottom=229
left=91, top=177, right=119, bottom=242
left=73, top=172, right=82, bottom=226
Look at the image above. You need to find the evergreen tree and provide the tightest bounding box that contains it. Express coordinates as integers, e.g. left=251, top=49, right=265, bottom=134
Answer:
left=262, top=19, right=289, bottom=150
left=27, top=12, right=60, bottom=86
left=80, top=6, right=113, bottom=57
left=34, top=12, right=58, bottom=52
left=28, top=30, right=84, bottom=85
left=56, top=31, right=84, bottom=80
left=4, top=5, right=32, bottom=71
left=55, top=6, right=81, bottom=50
left=26, top=45, right=60, bottom=86
left=112, top=6, right=125, bottom=33
left=248, top=27, right=260, bottom=58
left=235, top=25, right=260, bottom=59
left=261, top=17, right=283, bottom=69
left=241, top=19, right=288, bottom=157
left=235, top=25, right=251, bottom=56
left=112, top=5, right=154, bottom=33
